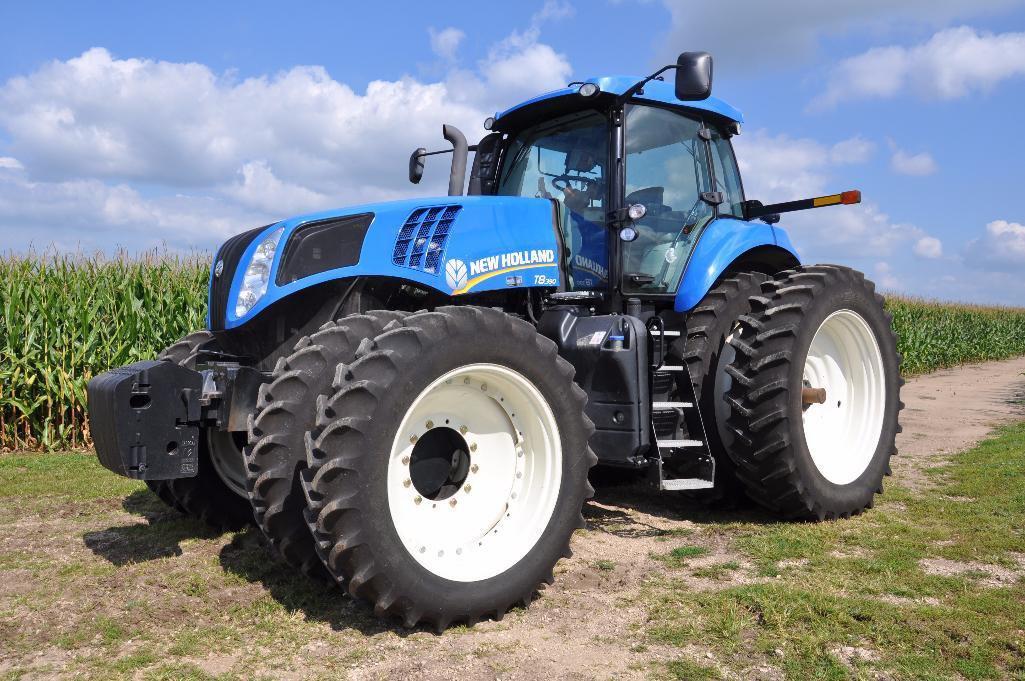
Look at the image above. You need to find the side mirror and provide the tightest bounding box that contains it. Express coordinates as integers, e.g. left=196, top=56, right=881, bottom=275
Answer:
left=408, top=147, right=426, bottom=185
left=675, top=51, right=713, bottom=101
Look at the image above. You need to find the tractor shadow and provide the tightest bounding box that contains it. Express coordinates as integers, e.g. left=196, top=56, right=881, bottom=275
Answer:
left=215, top=528, right=398, bottom=637
left=83, top=489, right=397, bottom=635
left=83, top=489, right=220, bottom=565
left=584, top=466, right=779, bottom=537
left=83, top=476, right=779, bottom=636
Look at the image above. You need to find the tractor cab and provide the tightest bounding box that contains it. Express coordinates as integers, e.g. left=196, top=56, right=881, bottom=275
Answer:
left=414, top=53, right=761, bottom=311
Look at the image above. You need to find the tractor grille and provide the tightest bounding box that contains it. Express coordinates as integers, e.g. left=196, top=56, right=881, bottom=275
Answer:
left=392, top=205, right=461, bottom=275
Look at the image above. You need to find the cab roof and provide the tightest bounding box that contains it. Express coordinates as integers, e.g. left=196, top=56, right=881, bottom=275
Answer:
left=495, top=75, right=744, bottom=126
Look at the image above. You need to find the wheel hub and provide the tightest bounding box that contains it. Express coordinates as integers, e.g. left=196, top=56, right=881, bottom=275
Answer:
left=802, top=309, right=886, bottom=485
left=387, top=364, right=562, bottom=582
left=408, top=426, right=471, bottom=501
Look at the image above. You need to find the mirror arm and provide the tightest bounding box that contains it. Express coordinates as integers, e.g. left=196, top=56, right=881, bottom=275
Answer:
left=616, top=64, right=677, bottom=105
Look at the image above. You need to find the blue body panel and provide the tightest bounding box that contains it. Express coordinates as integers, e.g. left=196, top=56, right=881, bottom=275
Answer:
left=223, top=196, right=561, bottom=329
left=496, top=75, right=744, bottom=124
left=673, top=218, right=800, bottom=312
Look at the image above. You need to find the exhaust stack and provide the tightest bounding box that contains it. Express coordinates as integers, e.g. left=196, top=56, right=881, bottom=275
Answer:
left=443, top=124, right=468, bottom=196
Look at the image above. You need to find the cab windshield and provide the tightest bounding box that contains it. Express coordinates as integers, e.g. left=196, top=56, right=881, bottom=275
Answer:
left=496, top=111, right=610, bottom=290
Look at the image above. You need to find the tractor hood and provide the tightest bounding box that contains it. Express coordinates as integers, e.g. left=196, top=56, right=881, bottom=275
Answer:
left=209, top=195, right=562, bottom=330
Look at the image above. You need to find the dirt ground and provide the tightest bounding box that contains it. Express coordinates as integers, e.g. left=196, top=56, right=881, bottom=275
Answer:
left=341, top=356, right=1025, bottom=680
left=3, top=356, right=1025, bottom=680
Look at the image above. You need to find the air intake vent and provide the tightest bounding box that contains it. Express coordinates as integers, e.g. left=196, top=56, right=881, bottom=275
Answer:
left=393, top=205, right=461, bottom=275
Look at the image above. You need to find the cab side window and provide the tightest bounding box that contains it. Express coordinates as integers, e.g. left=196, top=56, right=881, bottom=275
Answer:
left=709, top=131, right=745, bottom=218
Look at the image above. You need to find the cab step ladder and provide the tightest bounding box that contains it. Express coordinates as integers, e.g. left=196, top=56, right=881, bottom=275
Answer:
left=647, top=318, right=715, bottom=491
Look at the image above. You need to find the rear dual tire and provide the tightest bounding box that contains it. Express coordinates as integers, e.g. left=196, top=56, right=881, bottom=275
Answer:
left=302, top=306, right=596, bottom=630
left=724, top=265, right=903, bottom=519
left=677, top=272, right=768, bottom=504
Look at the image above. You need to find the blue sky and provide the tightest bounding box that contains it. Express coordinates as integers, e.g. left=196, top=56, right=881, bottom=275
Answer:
left=1, top=0, right=1024, bottom=304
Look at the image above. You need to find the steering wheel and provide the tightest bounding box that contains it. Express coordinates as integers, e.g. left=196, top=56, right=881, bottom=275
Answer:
left=551, top=175, right=599, bottom=193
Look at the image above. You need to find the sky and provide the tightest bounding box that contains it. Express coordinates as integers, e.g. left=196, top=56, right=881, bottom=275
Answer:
left=1, top=0, right=1024, bottom=304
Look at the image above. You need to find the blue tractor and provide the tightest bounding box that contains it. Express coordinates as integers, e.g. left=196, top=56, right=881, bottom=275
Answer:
left=88, top=53, right=902, bottom=630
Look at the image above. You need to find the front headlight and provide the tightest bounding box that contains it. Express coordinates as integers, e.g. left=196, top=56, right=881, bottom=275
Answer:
left=235, top=226, right=284, bottom=318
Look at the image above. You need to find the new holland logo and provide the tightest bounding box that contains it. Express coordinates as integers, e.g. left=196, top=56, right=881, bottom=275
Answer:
left=445, top=259, right=468, bottom=290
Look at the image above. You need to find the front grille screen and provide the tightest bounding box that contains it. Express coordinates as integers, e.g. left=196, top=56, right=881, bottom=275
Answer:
left=393, top=205, right=461, bottom=275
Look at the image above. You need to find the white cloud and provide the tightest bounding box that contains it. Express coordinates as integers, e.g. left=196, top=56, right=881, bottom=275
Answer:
left=965, top=219, right=1025, bottom=271
left=735, top=129, right=937, bottom=263
left=890, top=147, right=938, bottom=176
left=653, top=0, right=1021, bottom=72
left=224, top=161, right=335, bottom=216
left=533, top=0, right=575, bottom=24
left=874, top=261, right=900, bottom=289
left=814, top=26, right=1025, bottom=109
left=428, top=27, right=466, bottom=62
left=0, top=23, right=574, bottom=251
left=830, top=137, right=876, bottom=165
left=0, top=162, right=265, bottom=252
left=914, top=236, right=943, bottom=258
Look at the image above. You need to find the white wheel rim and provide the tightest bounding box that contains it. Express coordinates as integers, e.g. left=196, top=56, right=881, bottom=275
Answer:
left=208, top=429, right=249, bottom=499
left=802, top=310, right=886, bottom=485
left=387, top=363, right=563, bottom=582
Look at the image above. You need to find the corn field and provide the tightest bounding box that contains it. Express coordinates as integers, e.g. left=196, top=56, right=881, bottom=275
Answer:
left=2, top=254, right=1025, bottom=452
left=1, top=253, right=208, bottom=451
left=887, top=296, right=1025, bottom=375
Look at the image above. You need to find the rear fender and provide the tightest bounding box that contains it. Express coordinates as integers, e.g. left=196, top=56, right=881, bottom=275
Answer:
left=674, top=218, right=799, bottom=312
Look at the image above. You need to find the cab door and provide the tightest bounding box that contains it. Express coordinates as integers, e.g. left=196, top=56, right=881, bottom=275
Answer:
left=619, top=104, right=717, bottom=296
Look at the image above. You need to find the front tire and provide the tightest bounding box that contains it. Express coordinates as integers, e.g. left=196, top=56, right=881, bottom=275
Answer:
left=724, top=266, right=903, bottom=519
left=245, top=311, right=407, bottom=578
left=302, top=306, right=596, bottom=630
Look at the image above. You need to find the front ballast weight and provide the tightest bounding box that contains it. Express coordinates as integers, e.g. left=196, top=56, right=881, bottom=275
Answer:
left=87, top=358, right=267, bottom=481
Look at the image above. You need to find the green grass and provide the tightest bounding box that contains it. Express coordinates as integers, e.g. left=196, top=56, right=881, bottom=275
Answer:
left=653, top=545, right=711, bottom=568
left=645, top=421, right=1025, bottom=679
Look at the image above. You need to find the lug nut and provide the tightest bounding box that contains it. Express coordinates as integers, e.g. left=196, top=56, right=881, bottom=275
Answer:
left=459, top=425, right=468, bottom=435
left=470, top=442, right=478, bottom=452
left=410, top=434, right=418, bottom=444
left=470, top=464, right=479, bottom=474
left=402, top=455, right=410, bottom=465
left=403, top=479, right=411, bottom=488
left=464, top=484, right=472, bottom=493
left=414, top=496, right=422, bottom=505
left=449, top=498, right=458, bottom=507
left=426, top=420, right=434, bottom=429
